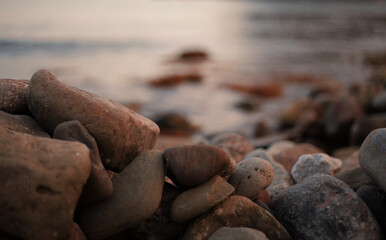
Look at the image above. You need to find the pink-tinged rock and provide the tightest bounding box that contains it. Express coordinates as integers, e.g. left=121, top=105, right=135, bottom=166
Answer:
left=0, top=79, right=29, bottom=114
left=27, top=70, right=159, bottom=171
left=69, top=223, right=87, bottom=240
left=163, top=145, right=236, bottom=189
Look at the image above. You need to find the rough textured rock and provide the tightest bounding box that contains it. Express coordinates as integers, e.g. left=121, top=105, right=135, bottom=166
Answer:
left=171, top=175, right=235, bottom=222
left=291, top=153, right=342, bottom=183
left=53, top=120, right=113, bottom=204
left=0, top=110, right=49, bottom=137
left=0, top=126, right=91, bottom=240
left=359, top=128, right=386, bottom=192
left=350, top=114, right=386, bottom=145
left=78, top=150, right=165, bottom=240
left=229, top=158, right=273, bottom=199
left=335, top=167, right=375, bottom=191
left=357, top=185, right=386, bottom=235
left=273, top=143, right=323, bottom=171
left=69, top=223, right=87, bottom=240
left=127, top=183, right=186, bottom=240
left=164, top=145, right=235, bottom=189
left=27, top=70, right=159, bottom=171
left=271, top=174, right=382, bottom=240
left=208, top=227, right=269, bottom=240
left=210, top=132, right=253, bottom=163
left=182, top=195, right=291, bottom=240
left=0, top=79, right=29, bottom=114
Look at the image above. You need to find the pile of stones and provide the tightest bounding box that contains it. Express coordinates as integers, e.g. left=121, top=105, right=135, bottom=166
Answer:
left=0, top=70, right=385, bottom=240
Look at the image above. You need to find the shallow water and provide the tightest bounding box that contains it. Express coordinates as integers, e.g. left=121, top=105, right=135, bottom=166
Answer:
left=1, top=0, right=386, bottom=133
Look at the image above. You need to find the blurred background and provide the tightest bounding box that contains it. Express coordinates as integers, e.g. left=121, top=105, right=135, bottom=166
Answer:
left=1, top=0, right=386, bottom=143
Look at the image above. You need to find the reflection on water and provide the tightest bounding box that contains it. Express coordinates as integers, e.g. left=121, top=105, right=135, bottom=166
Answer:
left=1, top=0, right=386, bottom=133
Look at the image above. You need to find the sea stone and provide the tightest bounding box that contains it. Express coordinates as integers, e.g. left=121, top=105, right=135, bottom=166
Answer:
left=78, top=150, right=165, bottom=240
left=0, top=79, right=29, bottom=114
left=27, top=70, right=159, bottom=171
left=127, top=183, right=186, bottom=240
left=271, top=174, right=382, bottom=240
left=229, top=158, right=273, bottom=199
left=181, top=195, right=291, bottom=240
left=208, top=227, right=269, bottom=240
left=335, top=167, right=375, bottom=191
left=0, top=110, right=49, bottom=137
left=359, top=128, right=386, bottom=192
left=210, top=132, right=253, bottom=163
left=170, top=175, right=235, bottom=222
left=0, top=126, right=91, bottom=240
left=274, top=143, right=323, bottom=171
left=163, top=145, right=235, bottom=189
left=291, top=153, right=342, bottom=183
left=53, top=120, right=113, bottom=204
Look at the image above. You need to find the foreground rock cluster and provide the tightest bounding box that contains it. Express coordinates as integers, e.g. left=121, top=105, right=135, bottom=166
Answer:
left=0, top=70, right=386, bottom=240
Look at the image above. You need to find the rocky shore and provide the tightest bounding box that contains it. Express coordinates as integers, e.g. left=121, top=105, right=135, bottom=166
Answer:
left=0, top=69, right=386, bottom=240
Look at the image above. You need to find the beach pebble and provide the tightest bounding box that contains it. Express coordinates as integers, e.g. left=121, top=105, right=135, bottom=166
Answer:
left=291, top=153, right=342, bottom=183
left=171, top=175, right=235, bottom=223
left=267, top=140, right=296, bottom=160
left=273, top=143, right=323, bottom=171
left=27, top=69, right=159, bottom=172
left=359, top=128, right=386, bottom=192
left=229, top=158, right=273, bottom=199
left=78, top=150, right=165, bottom=240
left=271, top=174, right=382, bottom=240
left=210, top=132, right=253, bottom=163
left=0, top=126, right=91, bottom=240
left=163, top=145, right=235, bottom=189
left=0, top=110, right=49, bottom=137
left=53, top=120, right=113, bottom=205
left=208, top=227, right=269, bottom=240
left=350, top=114, right=386, bottom=145
left=182, top=195, right=291, bottom=240
left=257, top=189, right=270, bottom=205
left=153, top=112, right=199, bottom=136
left=69, top=223, right=87, bottom=240
left=335, top=166, right=375, bottom=191
left=127, top=182, right=186, bottom=240
left=0, top=79, right=29, bottom=114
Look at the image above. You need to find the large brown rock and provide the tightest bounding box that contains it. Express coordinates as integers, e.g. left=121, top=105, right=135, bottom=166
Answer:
left=0, top=126, right=91, bottom=240
left=78, top=150, right=165, bottom=240
left=27, top=70, right=159, bottom=171
left=0, top=110, right=49, bottom=137
left=271, top=174, right=382, bottom=240
left=0, top=79, right=29, bottom=114
left=181, top=195, right=291, bottom=240
left=53, top=120, right=113, bottom=204
left=171, top=175, right=235, bottom=222
left=164, top=145, right=236, bottom=189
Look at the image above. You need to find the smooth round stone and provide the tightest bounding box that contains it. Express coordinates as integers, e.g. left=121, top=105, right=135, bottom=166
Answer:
left=164, top=145, right=236, bottom=189
left=0, top=79, right=29, bottom=114
left=271, top=174, right=382, bottom=240
left=229, top=158, right=273, bottom=199
left=359, top=128, right=386, bottom=192
left=210, top=132, right=254, bottom=163
left=0, top=110, right=49, bottom=137
left=291, top=153, right=342, bottom=183
left=78, top=150, right=165, bottom=240
left=27, top=70, right=159, bottom=172
left=208, top=227, right=269, bottom=240
left=54, top=120, right=113, bottom=205
left=0, top=126, right=91, bottom=240
left=335, top=167, right=375, bottom=191
left=171, top=175, right=235, bottom=222
left=182, top=195, right=291, bottom=240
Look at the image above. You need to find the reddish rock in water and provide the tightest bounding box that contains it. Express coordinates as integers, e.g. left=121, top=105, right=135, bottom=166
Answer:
left=225, top=82, right=283, bottom=97
left=149, top=73, right=202, bottom=87
left=0, top=126, right=91, bottom=240
left=54, top=120, right=113, bottom=205
left=163, top=145, right=236, bottom=189
left=176, top=50, right=209, bottom=63
left=0, top=110, right=49, bottom=137
left=27, top=69, right=159, bottom=172
left=0, top=79, right=29, bottom=114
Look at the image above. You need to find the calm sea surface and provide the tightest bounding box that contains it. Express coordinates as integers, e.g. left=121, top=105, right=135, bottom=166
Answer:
left=1, top=0, right=386, bottom=133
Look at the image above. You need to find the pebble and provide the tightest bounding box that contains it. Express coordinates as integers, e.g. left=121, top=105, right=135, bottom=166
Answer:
left=0, top=79, right=29, bottom=114
left=359, top=128, right=386, bottom=192
left=290, top=153, right=342, bottom=183
left=335, top=166, right=375, bottom=191
left=0, top=110, right=49, bottom=137
left=229, top=157, right=273, bottom=199
left=350, top=114, right=386, bottom=145
left=210, top=132, right=254, bottom=163
left=208, top=227, right=269, bottom=240
left=27, top=69, right=159, bottom=172
left=271, top=174, right=382, bottom=240
left=0, top=126, right=91, bottom=240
